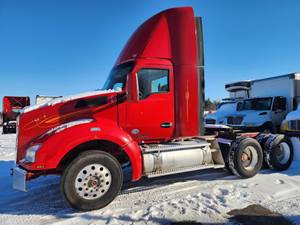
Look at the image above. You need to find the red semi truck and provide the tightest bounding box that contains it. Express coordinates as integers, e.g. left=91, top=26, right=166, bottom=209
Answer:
left=2, top=96, right=30, bottom=134
left=12, top=7, right=294, bottom=210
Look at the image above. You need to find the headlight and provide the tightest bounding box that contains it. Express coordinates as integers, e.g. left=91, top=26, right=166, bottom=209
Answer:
left=25, top=144, right=42, bottom=163
left=281, top=121, right=289, bottom=131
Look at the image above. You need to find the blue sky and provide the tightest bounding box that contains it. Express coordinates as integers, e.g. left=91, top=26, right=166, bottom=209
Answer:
left=0, top=0, right=300, bottom=107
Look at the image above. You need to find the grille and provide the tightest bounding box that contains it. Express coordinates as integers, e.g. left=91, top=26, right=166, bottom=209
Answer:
left=289, top=120, right=300, bottom=130
left=205, top=118, right=216, bottom=124
left=227, top=116, right=243, bottom=125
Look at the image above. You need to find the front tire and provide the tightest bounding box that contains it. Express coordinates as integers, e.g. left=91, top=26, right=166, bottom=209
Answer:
left=229, top=137, right=263, bottom=178
left=61, top=150, right=123, bottom=211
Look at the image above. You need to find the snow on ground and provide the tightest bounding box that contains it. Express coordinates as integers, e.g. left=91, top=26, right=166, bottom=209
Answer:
left=0, top=130, right=300, bottom=225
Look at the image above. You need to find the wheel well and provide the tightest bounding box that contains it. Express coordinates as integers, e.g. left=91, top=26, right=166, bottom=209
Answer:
left=58, top=140, right=131, bottom=171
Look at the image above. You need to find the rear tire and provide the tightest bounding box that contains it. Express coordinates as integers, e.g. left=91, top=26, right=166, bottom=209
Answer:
left=264, top=135, right=294, bottom=171
left=229, top=137, right=263, bottom=178
left=61, top=150, right=123, bottom=211
left=256, top=133, right=272, bottom=168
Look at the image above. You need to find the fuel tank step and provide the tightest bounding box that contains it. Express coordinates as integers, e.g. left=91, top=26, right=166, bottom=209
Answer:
left=145, top=164, right=225, bottom=178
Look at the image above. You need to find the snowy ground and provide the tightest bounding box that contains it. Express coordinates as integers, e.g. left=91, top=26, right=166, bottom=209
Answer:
left=0, top=130, right=299, bottom=225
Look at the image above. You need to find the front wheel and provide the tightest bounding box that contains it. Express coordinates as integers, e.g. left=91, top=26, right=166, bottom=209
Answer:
left=229, top=137, right=263, bottom=178
left=61, top=150, right=123, bottom=211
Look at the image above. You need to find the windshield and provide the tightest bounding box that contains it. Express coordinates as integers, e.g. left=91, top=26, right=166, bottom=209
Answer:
left=102, top=62, right=134, bottom=91
left=218, top=102, right=237, bottom=112
left=239, top=98, right=272, bottom=111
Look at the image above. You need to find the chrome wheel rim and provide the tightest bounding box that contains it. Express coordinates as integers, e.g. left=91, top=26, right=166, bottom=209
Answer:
left=241, top=146, right=258, bottom=171
left=75, top=164, right=112, bottom=200
left=275, top=143, right=290, bottom=164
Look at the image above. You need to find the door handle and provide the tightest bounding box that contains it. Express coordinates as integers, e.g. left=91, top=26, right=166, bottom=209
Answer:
left=160, top=122, right=172, bottom=128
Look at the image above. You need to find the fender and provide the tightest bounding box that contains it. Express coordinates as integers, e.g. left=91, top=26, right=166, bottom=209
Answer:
left=25, top=119, right=143, bottom=181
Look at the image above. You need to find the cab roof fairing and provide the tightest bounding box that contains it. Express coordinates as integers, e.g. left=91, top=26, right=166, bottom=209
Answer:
left=115, top=7, right=198, bottom=67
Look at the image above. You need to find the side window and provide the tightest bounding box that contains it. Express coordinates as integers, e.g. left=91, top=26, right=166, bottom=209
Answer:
left=273, top=97, right=286, bottom=111
left=137, top=69, right=169, bottom=100
left=279, top=97, right=287, bottom=110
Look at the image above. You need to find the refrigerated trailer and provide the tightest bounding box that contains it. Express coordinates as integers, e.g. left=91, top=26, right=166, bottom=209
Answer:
left=12, top=7, right=294, bottom=211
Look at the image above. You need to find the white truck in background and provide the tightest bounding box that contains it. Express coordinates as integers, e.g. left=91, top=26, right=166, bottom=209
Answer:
left=282, top=103, right=300, bottom=133
left=280, top=104, right=300, bottom=161
left=224, top=73, right=300, bottom=132
left=35, top=95, right=62, bottom=105
left=205, top=100, right=238, bottom=125
left=205, top=81, right=251, bottom=125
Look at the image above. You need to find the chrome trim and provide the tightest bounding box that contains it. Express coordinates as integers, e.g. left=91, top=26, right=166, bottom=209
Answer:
left=15, top=116, right=20, bottom=164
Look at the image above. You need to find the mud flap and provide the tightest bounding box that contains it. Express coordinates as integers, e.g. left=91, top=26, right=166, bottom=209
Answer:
left=13, top=167, right=27, bottom=192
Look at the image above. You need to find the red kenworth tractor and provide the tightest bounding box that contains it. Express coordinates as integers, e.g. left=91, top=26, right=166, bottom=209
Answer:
left=2, top=96, right=30, bottom=134
left=12, top=7, right=294, bottom=211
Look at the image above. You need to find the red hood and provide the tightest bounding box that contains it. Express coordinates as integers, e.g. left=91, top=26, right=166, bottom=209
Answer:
left=17, top=90, right=119, bottom=162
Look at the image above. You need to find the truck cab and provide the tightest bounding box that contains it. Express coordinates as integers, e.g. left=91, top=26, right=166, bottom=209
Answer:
left=226, top=96, right=287, bottom=132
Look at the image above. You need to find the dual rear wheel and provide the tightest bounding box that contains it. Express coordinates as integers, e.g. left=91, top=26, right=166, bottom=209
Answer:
left=227, top=135, right=294, bottom=179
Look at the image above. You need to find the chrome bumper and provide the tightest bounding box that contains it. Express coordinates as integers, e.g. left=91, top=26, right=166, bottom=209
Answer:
left=12, top=167, right=27, bottom=192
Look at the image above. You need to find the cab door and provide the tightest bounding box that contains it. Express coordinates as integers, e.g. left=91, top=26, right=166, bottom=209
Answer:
left=271, top=96, right=287, bottom=126
left=121, top=63, right=175, bottom=143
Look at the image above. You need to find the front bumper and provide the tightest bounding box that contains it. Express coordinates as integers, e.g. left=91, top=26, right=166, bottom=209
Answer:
left=12, top=166, right=27, bottom=192
left=228, top=125, right=262, bottom=131
left=282, top=130, right=300, bottom=136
